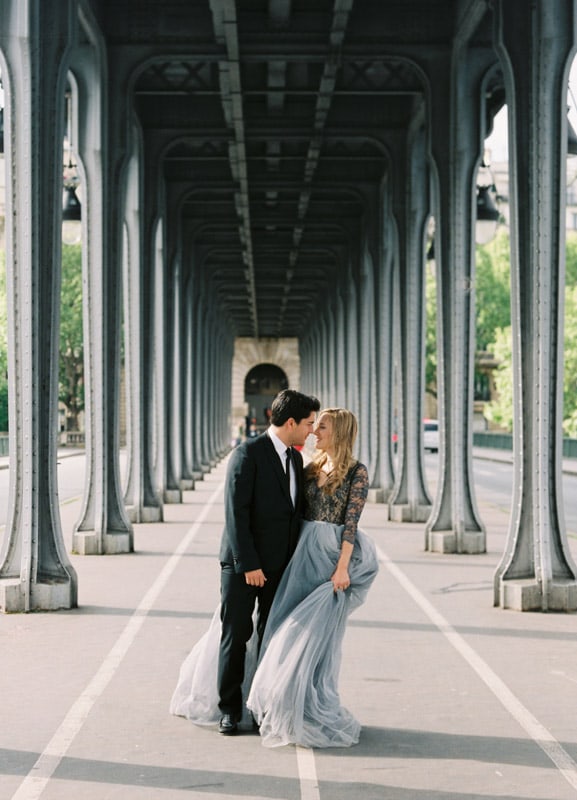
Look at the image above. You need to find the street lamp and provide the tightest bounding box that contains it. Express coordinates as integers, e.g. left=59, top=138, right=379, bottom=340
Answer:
left=62, top=88, right=81, bottom=245
left=475, top=184, right=500, bottom=245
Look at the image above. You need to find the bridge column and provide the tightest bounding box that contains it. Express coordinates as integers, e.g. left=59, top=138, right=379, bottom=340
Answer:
left=122, top=141, right=163, bottom=523
left=344, top=275, right=360, bottom=421
left=333, top=292, right=347, bottom=407
left=325, top=302, right=337, bottom=408
left=71, top=25, right=134, bottom=553
left=181, top=270, right=196, bottom=487
left=388, top=130, right=433, bottom=522
left=357, top=186, right=380, bottom=488
left=164, top=255, right=184, bottom=501
left=0, top=0, right=78, bottom=610
left=194, top=286, right=215, bottom=472
left=424, top=43, right=488, bottom=554
left=373, top=177, right=397, bottom=501
left=191, top=288, right=208, bottom=477
left=493, top=0, right=577, bottom=611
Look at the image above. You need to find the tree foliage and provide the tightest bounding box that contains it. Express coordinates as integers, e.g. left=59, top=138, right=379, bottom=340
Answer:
left=425, top=229, right=511, bottom=402
left=474, top=231, right=511, bottom=349
left=484, top=231, right=577, bottom=434
left=0, top=245, right=84, bottom=434
left=59, top=243, right=84, bottom=430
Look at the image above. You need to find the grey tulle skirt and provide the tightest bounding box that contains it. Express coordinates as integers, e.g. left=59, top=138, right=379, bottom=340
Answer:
left=170, top=520, right=378, bottom=748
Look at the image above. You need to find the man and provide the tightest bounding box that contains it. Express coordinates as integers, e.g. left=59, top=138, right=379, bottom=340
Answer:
left=217, top=388, right=320, bottom=734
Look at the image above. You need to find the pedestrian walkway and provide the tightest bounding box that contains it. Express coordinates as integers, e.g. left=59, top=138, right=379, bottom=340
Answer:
left=1, top=456, right=577, bottom=800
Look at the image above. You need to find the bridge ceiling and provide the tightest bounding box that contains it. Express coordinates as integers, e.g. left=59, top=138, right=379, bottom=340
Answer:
left=95, top=0, right=493, bottom=338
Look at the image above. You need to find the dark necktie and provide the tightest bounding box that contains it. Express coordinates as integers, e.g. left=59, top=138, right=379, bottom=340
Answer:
left=285, top=448, right=292, bottom=496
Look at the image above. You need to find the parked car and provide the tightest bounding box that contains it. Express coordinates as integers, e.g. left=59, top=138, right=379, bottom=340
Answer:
left=423, top=419, right=439, bottom=452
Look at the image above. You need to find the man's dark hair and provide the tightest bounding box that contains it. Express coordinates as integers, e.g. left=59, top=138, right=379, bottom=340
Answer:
left=270, top=389, right=320, bottom=426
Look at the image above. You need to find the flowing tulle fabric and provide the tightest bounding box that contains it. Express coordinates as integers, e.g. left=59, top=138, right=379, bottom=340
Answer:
left=246, top=519, right=378, bottom=748
left=170, top=519, right=378, bottom=746
left=169, top=605, right=259, bottom=730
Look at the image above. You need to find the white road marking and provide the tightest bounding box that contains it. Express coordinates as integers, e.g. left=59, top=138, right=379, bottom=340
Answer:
left=10, top=480, right=226, bottom=800
left=377, top=545, right=577, bottom=793
left=296, top=745, right=321, bottom=800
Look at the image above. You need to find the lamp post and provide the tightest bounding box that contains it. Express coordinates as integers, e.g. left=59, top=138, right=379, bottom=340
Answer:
left=62, top=88, right=81, bottom=245
left=475, top=184, right=500, bottom=244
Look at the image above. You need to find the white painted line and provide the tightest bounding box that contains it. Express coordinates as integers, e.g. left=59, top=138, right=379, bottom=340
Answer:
left=377, top=545, right=577, bottom=792
left=296, top=745, right=321, bottom=800
left=10, top=480, right=226, bottom=800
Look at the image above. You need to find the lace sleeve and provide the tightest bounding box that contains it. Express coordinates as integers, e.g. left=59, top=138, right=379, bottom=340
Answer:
left=342, top=463, right=369, bottom=545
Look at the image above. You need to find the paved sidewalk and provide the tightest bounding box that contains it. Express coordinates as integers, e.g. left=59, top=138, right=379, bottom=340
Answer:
left=1, top=457, right=577, bottom=800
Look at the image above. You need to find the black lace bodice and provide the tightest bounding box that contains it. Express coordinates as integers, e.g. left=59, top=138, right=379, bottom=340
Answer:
left=302, top=461, right=369, bottom=544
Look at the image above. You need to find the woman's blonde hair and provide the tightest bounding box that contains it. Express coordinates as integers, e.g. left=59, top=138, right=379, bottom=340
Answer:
left=309, top=408, right=358, bottom=494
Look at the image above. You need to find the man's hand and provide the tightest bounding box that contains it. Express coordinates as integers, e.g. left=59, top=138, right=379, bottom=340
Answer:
left=245, top=569, right=267, bottom=587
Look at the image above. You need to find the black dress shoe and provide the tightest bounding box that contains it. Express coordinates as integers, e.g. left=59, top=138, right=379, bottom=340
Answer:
left=218, top=713, right=238, bottom=735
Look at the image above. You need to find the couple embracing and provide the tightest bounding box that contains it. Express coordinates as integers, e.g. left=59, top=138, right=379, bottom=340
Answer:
left=170, top=389, right=378, bottom=748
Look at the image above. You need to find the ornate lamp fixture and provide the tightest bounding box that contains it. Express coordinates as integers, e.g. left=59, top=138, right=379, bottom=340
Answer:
left=475, top=153, right=500, bottom=245
left=62, top=89, right=81, bottom=244
left=475, top=184, right=500, bottom=244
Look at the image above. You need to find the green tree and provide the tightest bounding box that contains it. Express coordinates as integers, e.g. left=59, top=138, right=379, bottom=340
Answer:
left=424, top=229, right=511, bottom=402
left=475, top=230, right=511, bottom=349
left=562, top=234, right=577, bottom=435
left=59, top=243, right=84, bottom=431
left=484, top=325, right=513, bottom=431
left=484, top=232, right=577, bottom=433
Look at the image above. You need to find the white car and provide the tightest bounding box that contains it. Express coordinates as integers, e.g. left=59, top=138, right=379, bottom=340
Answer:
left=423, top=419, right=439, bottom=453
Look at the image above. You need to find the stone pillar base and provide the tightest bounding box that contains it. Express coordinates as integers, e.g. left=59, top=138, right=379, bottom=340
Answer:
left=498, top=578, right=577, bottom=612
left=0, top=578, right=77, bottom=612
left=180, top=478, right=195, bottom=491
left=73, top=531, right=133, bottom=555
left=389, top=503, right=432, bottom=523
left=125, top=505, right=163, bottom=524
left=164, top=489, right=182, bottom=504
left=367, top=488, right=386, bottom=504
left=427, top=529, right=485, bottom=554
left=192, top=471, right=204, bottom=481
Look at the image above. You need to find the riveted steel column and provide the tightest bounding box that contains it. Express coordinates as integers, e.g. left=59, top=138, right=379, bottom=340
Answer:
left=173, top=223, right=195, bottom=487
left=344, top=275, right=360, bottom=420
left=493, top=0, right=577, bottom=611
left=205, top=306, right=217, bottom=465
left=70, top=21, right=133, bottom=553
left=333, top=291, right=347, bottom=406
left=424, top=45, right=487, bottom=554
left=324, top=301, right=337, bottom=407
left=388, top=130, right=433, bottom=522
left=122, top=141, right=162, bottom=523
left=0, top=0, right=78, bottom=610
left=181, top=271, right=196, bottom=487
left=195, top=287, right=211, bottom=472
left=357, top=186, right=380, bottom=487
left=374, top=176, right=397, bottom=500
left=164, top=255, right=183, bottom=501
left=319, top=312, right=330, bottom=402
left=191, top=288, right=207, bottom=477
left=299, top=335, right=313, bottom=394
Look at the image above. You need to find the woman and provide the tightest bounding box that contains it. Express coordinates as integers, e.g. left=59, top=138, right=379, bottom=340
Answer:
left=246, top=408, right=379, bottom=748
left=170, top=408, right=378, bottom=747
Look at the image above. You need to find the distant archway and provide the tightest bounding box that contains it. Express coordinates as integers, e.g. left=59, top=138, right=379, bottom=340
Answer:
left=244, top=363, right=289, bottom=434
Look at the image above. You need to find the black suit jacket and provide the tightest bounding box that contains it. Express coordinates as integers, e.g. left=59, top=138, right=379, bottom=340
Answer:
left=219, top=433, right=304, bottom=574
